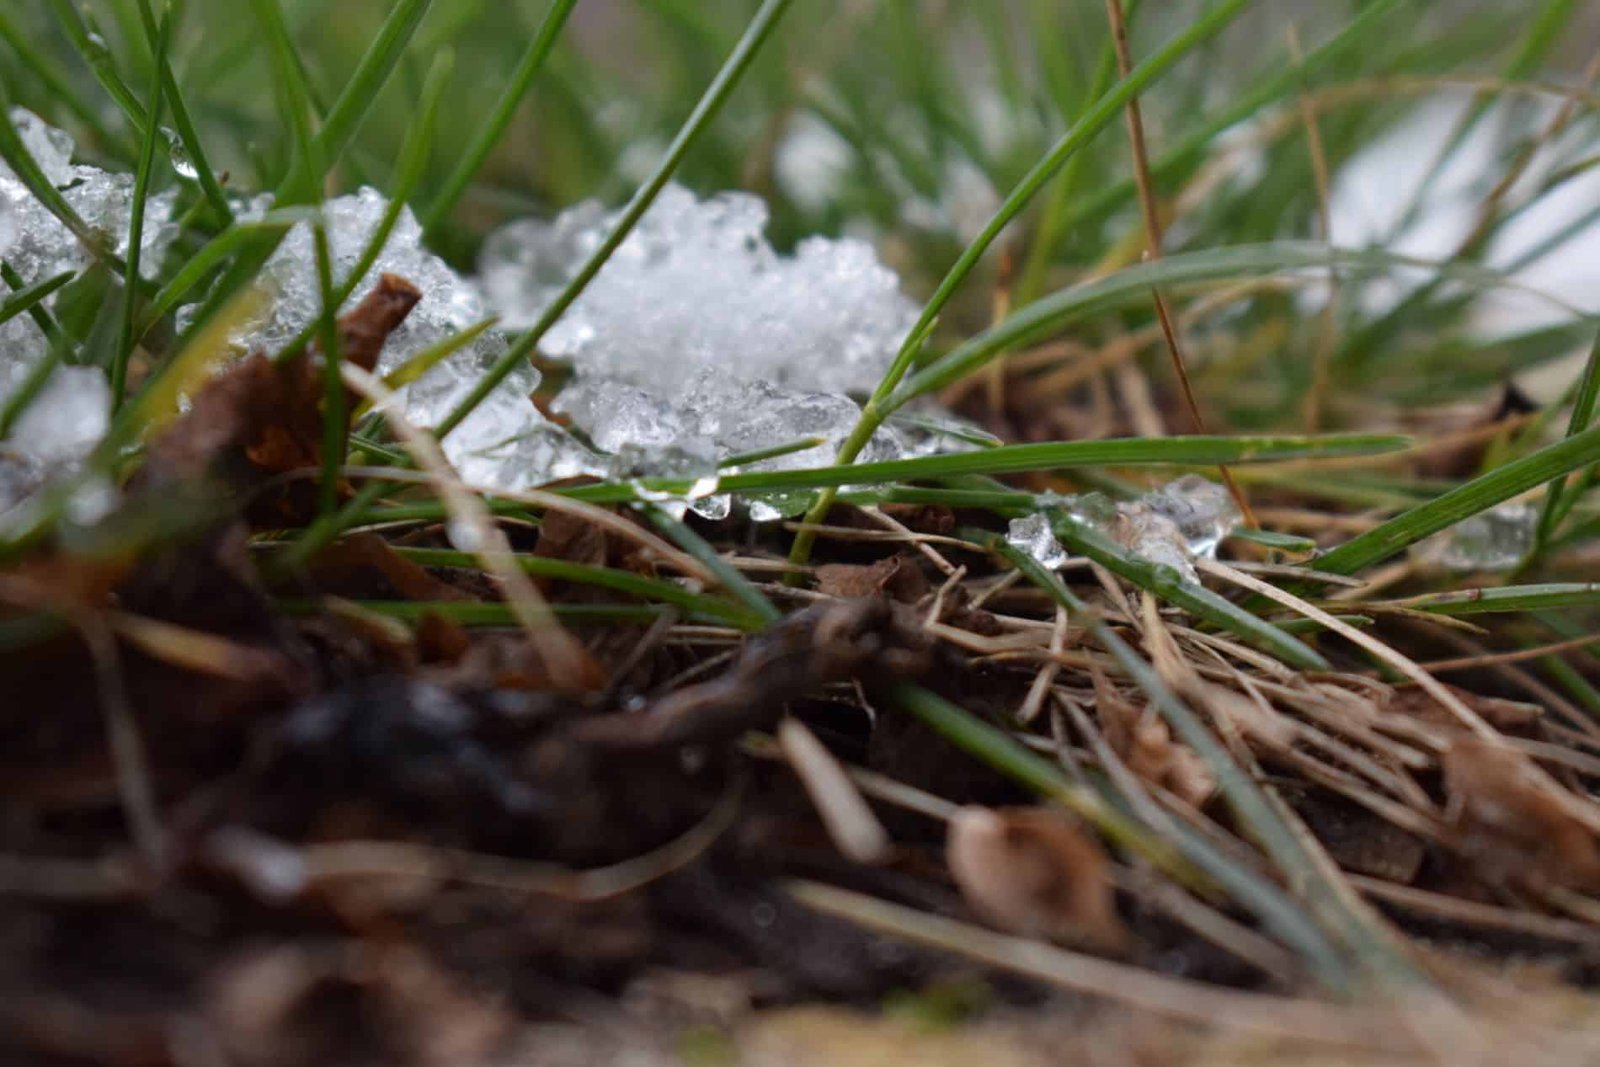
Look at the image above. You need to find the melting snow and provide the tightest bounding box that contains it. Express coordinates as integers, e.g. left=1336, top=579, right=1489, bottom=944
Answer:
left=479, top=183, right=931, bottom=516
left=1008, top=476, right=1240, bottom=584
left=1, top=109, right=173, bottom=520
left=1412, top=501, right=1536, bottom=572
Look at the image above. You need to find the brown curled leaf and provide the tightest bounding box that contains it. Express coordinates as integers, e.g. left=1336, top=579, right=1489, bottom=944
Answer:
left=1094, top=668, right=1215, bottom=807
left=815, top=553, right=928, bottom=602
left=1388, top=682, right=1544, bottom=737
left=946, top=805, right=1128, bottom=952
left=310, top=533, right=471, bottom=603
left=1441, top=738, right=1600, bottom=892
left=140, top=275, right=422, bottom=522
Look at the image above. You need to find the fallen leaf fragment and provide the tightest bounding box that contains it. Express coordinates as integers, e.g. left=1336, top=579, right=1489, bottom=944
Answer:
left=947, top=805, right=1128, bottom=951
left=1441, top=738, right=1600, bottom=892
left=1094, top=669, right=1215, bottom=807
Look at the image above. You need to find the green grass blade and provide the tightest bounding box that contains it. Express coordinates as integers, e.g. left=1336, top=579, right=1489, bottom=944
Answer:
left=1315, top=421, right=1600, bottom=575
left=866, top=0, right=1254, bottom=414
left=375, top=315, right=495, bottom=394
left=309, top=0, right=432, bottom=178
left=422, top=0, right=578, bottom=234
left=0, top=263, right=69, bottom=364
left=1031, top=514, right=1330, bottom=671
left=391, top=546, right=764, bottom=630
left=276, top=49, right=455, bottom=364
left=556, top=434, right=1409, bottom=503
left=251, top=0, right=322, bottom=193
left=109, top=11, right=169, bottom=409
left=138, top=209, right=312, bottom=331
left=1050, top=0, right=1406, bottom=242
left=434, top=0, right=796, bottom=440
left=891, top=244, right=1533, bottom=409
left=43, top=0, right=149, bottom=138
left=641, top=504, right=782, bottom=627
left=0, top=96, right=103, bottom=261
left=1532, top=328, right=1600, bottom=554
left=133, top=0, right=233, bottom=224
left=0, top=271, right=74, bottom=329
left=312, top=221, right=344, bottom=517
left=0, top=8, right=128, bottom=158
left=1373, top=583, right=1600, bottom=617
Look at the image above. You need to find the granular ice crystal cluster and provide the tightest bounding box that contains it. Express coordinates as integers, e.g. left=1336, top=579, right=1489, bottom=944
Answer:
left=478, top=184, right=923, bottom=515
left=1007, top=476, right=1241, bottom=584
left=2, top=109, right=175, bottom=521
left=8, top=130, right=958, bottom=524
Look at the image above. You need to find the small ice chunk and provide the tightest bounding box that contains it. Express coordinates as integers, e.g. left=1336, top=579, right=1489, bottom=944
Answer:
left=1, top=108, right=177, bottom=288
left=1010, top=477, right=1237, bottom=583
left=0, top=365, right=112, bottom=523
left=1007, top=512, right=1069, bottom=570
left=476, top=200, right=607, bottom=328
left=1413, top=502, right=1536, bottom=572
left=1143, top=474, right=1239, bottom=559
left=487, top=184, right=916, bottom=398
left=1, top=109, right=174, bottom=500
left=10, top=108, right=77, bottom=186
left=12, top=365, right=111, bottom=464
left=216, top=187, right=504, bottom=379
left=1105, top=500, right=1198, bottom=582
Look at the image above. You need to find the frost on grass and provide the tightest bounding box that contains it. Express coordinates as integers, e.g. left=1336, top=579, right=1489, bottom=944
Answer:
left=190, top=187, right=597, bottom=492
left=479, top=184, right=926, bottom=517
left=1, top=109, right=173, bottom=519
left=1008, top=476, right=1240, bottom=584
left=1413, top=501, right=1536, bottom=572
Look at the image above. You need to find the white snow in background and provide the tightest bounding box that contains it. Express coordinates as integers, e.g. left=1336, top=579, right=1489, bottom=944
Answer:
left=1329, top=95, right=1600, bottom=398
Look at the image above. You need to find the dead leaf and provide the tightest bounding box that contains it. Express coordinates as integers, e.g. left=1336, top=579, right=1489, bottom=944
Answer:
left=140, top=275, right=421, bottom=524
left=1441, top=738, right=1600, bottom=892
left=207, top=942, right=510, bottom=1067
left=815, top=554, right=928, bottom=602
left=947, top=805, right=1128, bottom=951
left=1389, top=684, right=1543, bottom=736
left=310, top=533, right=471, bottom=602
left=1094, top=668, right=1215, bottom=807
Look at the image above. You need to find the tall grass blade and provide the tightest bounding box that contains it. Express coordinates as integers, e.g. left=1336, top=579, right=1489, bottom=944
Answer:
left=422, top=0, right=578, bottom=234
left=109, top=12, right=169, bottom=408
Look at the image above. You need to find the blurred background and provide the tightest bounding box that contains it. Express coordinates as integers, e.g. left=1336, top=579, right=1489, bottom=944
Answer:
left=4, top=0, right=1599, bottom=426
